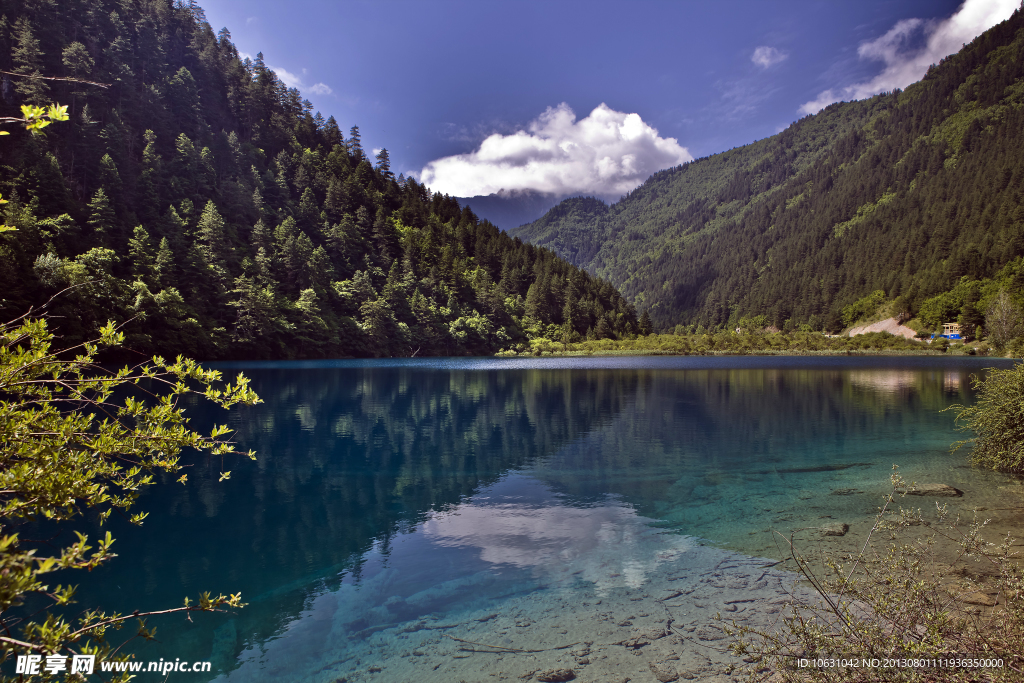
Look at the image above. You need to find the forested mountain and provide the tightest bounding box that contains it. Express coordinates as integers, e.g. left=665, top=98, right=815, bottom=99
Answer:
left=514, top=7, right=1024, bottom=334
left=0, top=0, right=638, bottom=359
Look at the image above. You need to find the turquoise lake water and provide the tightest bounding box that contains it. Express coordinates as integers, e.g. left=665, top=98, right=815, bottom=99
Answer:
left=63, top=356, right=1022, bottom=682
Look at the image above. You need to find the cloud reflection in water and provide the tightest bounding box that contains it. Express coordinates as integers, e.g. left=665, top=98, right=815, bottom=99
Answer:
left=423, top=479, right=690, bottom=595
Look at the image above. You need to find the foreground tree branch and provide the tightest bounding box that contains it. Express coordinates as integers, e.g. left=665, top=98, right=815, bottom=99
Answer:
left=0, top=315, right=260, bottom=676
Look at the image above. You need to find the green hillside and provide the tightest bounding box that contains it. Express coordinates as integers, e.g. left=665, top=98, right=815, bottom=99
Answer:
left=0, top=0, right=638, bottom=359
left=513, top=7, right=1024, bottom=336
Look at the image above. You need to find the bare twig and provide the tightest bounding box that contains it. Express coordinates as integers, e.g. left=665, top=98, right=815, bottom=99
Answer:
left=66, top=604, right=237, bottom=640
left=0, top=70, right=110, bottom=88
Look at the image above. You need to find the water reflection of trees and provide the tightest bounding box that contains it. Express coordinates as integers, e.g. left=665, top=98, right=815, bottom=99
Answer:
left=533, top=367, right=984, bottom=519
left=222, top=368, right=640, bottom=574
left=74, top=367, right=637, bottom=671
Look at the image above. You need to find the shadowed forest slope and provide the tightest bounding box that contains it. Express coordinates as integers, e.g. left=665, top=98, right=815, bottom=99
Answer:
left=0, top=0, right=638, bottom=359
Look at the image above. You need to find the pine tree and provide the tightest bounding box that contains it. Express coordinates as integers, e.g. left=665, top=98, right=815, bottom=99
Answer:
left=297, top=187, right=319, bottom=231
left=374, top=148, right=392, bottom=180
left=61, top=41, right=93, bottom=116
left=138, top=130, right=164, bottom=225
left=231, top=275, right=277, bottom=345
left=168, top=67, right=202, bottom=136
left=325, top=178, right=349, bottom=221
left=360, top=297, right=404, bottom=356
left=639, top=310, right=653, bottom=336
left=87, top=189, right=118, bottom=247
left=305, top=245, right=334, bottom=291
left=196, top=201, right=230, bottom=280
left=98, top=154, right=123, bottom=206
left=524, top=281, right=545, bottom=321
left=128, top=226, right=156, bottom=284
left=11, top=16, right=48, bottom=104
left=372, top=209, right=400, bottom=266
left=349, top=125, right=363, bottom=161
left=155, top=237, right=176, bottom=289
left=323, top=116, right=344, bottom=148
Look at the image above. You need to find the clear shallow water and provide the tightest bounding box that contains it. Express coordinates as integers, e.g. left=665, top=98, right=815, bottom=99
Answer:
left=63, top=356, right=1022, bottom=681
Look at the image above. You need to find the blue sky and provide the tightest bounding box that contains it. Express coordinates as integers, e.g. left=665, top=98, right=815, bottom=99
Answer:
left=199, top=0, right=1017, bottom=200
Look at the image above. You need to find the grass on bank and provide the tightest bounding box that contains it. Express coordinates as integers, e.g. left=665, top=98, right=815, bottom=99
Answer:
left=498, top=331, right=1007, bottom=357
left=727, top=468, right=1024, bottom=682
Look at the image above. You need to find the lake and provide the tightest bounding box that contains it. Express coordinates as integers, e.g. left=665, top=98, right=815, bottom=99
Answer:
left=71, top=356, right=1023, bottom=682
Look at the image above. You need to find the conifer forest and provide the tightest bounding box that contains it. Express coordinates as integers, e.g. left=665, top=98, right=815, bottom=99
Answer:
left=0, top=0, right=638, bottom=360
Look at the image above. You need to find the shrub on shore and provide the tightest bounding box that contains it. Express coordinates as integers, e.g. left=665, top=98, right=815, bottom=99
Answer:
left=951, top=363, right=1024, bottom=474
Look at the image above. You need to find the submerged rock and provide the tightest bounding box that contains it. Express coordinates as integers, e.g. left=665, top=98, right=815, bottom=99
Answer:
left=962, top=592, right=996, bottom=606
left=622, top=636, right=649, bottom=649
left=820, top=522, right=848, bottom=536
left=535, top=669, right=576, bottom=682
left=649, top=662, right=680, bottom=682
left=902, top=483, right=963, bottom=497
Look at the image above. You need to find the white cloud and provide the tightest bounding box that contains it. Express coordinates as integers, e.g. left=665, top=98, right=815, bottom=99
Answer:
left=419, top=103, right=692, bottom=199
left=268, top=65, right=333, bottom=97
left=799, top=88, right=841, bottom=115
left=270, top=65, right=302, bottom=89
left=752, top=46, right=787, bottom=68
left=800, top=0, right=1018, bottom=115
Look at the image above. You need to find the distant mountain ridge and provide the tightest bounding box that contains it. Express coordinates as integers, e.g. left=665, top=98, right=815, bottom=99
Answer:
left=456, top=190, right=571, bottom=231
left=513, top=7, right=1024, bottom=333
